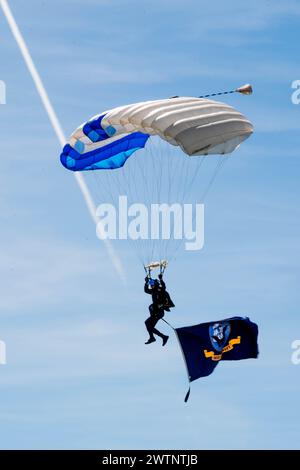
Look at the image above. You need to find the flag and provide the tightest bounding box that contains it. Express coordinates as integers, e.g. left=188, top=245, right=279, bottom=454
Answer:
left=175, top=316, right=258, bottom=400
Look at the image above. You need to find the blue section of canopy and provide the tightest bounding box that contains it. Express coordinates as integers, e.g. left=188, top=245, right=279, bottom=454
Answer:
left=82, top=114, right=110, bottom=143
left=60, top=132, right=149, bottom=171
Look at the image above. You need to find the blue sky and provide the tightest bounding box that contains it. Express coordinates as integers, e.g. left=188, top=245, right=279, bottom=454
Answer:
left=0, top=0, right=300, bottom=450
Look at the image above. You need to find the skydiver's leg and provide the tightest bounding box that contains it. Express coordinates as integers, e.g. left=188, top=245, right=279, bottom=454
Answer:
left=151, top=312, right=164, bottom=338
left=145, top=306, right=169, bottom=346
left=145, top=304, right=156, bottom=343
left=145, top=315, right=156, bottom=340
left=151, top=309, right=164, bottom=337
left=152, top=326, right=164, bottom=338
left=150, top=310, right=169, bottom=346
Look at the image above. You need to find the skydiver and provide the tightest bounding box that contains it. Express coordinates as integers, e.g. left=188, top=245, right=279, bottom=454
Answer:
left=144, top=273, right=175, bottom=345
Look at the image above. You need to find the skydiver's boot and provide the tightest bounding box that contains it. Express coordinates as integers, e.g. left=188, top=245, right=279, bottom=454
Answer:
left=145, top=337, right=156, bottom=345
left=162, top=335, right=169, bottom=346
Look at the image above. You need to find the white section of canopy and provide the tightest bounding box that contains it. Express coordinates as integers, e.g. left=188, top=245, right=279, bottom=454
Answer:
left=70, top=97, right=253, bottom=157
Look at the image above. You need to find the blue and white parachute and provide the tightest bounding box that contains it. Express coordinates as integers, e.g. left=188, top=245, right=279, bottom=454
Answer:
left=60, top=96, right=253, bottom=268
left=60, top=97, right=253, bottom=172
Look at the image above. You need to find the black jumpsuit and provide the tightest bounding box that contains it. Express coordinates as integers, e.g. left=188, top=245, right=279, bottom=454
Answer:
left=144, top=279, right=169, bottom=340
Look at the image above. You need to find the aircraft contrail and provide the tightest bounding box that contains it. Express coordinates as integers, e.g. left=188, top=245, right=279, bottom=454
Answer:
left=0, top=0, right=125, bottom=283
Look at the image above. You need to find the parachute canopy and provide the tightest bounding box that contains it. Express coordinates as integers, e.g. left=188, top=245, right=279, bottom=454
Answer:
left=60, top=97, right=253, bottom=172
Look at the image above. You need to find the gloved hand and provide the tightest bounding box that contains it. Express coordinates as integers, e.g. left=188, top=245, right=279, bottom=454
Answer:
left=145, top=276, right=149, bottom=282
left=158, top=273, right=163, bottom=280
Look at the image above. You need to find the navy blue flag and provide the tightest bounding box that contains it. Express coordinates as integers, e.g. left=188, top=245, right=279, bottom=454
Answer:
left=175, top=316, right=258, bottom=400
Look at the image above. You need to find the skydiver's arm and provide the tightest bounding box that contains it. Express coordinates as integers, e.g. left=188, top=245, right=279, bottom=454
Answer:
left=144, top=278, right=152, bottom=294
left=158, top=273, right=166, bottom=291
left=144, top=285, right=152, bottom=294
